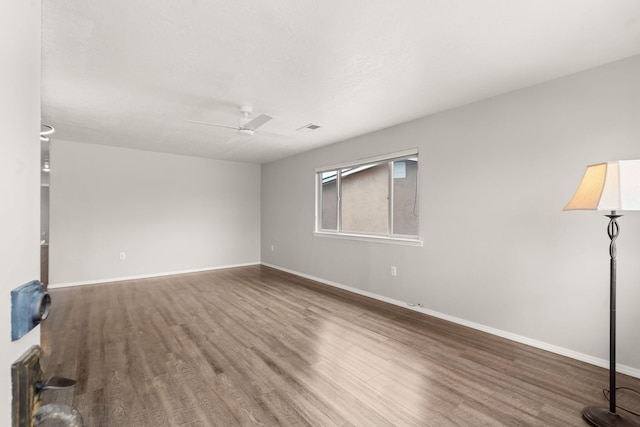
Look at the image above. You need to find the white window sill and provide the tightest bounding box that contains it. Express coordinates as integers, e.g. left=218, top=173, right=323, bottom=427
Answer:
left=313, top=231, right=424, bottom=247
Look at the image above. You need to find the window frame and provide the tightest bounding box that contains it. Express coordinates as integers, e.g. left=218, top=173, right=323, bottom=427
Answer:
left=314, top=149, right=422, bottom=246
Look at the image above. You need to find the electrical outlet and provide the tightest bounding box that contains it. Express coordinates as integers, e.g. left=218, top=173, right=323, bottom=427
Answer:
left=390, top=266, right=397, bottom=276
left=271, top=245, right=274, bottom=252
left=119, top=252, right=126, bottom=260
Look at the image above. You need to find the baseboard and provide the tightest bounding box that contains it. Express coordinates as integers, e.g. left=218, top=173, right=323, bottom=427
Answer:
left=261, top=262, right=640, bottom=380
left=48, top=262, right=261, bottom=289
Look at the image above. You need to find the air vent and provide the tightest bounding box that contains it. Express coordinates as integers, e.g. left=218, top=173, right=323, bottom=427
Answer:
left=296, top=123, right=321, bottom=133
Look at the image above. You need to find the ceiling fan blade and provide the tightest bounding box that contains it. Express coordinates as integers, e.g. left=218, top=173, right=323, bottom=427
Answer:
left=185, top=120, right=239, bottom=130
left=243, top=113, right=272, bottom=130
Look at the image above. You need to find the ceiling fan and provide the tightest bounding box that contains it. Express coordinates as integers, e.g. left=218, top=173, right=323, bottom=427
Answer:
left=186, top=105, right=272, bottom=138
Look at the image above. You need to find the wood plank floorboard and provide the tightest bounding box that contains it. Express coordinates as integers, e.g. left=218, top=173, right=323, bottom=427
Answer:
left=41, top=265, right=640, bottom=426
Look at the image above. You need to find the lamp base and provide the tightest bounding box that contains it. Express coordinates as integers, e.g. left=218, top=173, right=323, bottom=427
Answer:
left=582, top=406, right=639, bottom=427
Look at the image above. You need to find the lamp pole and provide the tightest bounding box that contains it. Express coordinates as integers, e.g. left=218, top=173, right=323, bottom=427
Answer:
left=606, top=211, right=620, bottom=414
left=582, top=211, right=637, bottom=427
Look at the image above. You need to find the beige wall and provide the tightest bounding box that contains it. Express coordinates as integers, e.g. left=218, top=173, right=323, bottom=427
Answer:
left=342, top=164, right=388, bottom=234
left=393, top=160, right=418, bottom=235
left=321, top=180, right=338, bottom=230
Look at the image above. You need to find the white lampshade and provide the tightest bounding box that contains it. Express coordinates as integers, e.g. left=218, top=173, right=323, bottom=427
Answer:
left=564, top=160, right=640, bottom=211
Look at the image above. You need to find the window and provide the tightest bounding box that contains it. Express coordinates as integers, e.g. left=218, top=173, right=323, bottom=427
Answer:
left=316, top=149, right=419, bottom=242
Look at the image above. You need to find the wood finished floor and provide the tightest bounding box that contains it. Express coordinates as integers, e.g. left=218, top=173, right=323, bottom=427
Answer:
left=41, top=265, right=640, bottom=426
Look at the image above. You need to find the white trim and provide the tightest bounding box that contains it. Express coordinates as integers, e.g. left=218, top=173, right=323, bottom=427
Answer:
left=48, top=262, right=261, bottom=289
left=261, top=262, right=640, bottom=380
left=315, top=148, right=418, bottom=173
left=313, top=231, right=423, bottom=246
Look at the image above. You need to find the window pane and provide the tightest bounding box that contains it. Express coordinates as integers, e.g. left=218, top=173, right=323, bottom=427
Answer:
left=392, top=158, right=418, bottom=236
left=320, top=171, right=337, bottom=230
left=341, top=163, right=388, bottom=234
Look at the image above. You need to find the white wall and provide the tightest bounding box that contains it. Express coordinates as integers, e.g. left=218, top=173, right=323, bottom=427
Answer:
left=50, top=141, right=261, bottom=285
left=0, top=0, right=42, bottom=424
left=262, top=55, right=640, bottom=372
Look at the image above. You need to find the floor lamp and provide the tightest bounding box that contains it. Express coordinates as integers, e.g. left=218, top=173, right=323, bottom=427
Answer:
left=564, top=160, right=640, bottom=427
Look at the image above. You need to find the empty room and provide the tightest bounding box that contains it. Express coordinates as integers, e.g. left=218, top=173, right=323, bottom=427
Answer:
left=4, top=1, right=640, bottom=426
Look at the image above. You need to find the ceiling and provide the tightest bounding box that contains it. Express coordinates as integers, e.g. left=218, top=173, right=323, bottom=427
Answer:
left=42, top=1, right=640, bottom=164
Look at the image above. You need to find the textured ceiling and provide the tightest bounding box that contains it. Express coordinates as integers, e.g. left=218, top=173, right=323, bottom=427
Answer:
left=42, top=1, right=640, bottom=164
